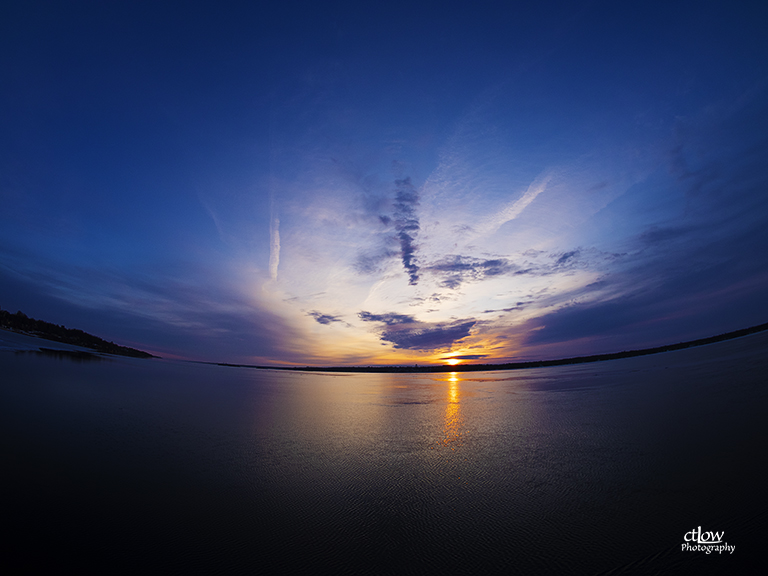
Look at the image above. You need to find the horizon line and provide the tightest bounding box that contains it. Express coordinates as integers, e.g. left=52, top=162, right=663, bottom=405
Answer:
left=205, top=320, right=768, bottom=374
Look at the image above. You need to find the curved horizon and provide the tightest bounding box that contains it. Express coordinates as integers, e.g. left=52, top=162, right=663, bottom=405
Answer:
left=213, top=319, right=768, bottom=373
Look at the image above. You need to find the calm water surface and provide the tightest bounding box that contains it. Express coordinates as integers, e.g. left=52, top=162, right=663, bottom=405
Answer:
left=2, top=332, right=767, bottom=574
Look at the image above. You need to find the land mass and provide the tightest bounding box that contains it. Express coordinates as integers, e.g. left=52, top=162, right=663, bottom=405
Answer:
left=0, top=307, right=157, bottom=359
left=214, top=321, right=768, bottom=373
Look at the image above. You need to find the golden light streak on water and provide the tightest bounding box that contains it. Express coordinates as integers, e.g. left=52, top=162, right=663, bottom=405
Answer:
left=441, top=372, right=463, bottom=449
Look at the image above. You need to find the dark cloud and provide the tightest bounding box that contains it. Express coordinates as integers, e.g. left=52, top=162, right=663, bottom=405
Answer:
left=359, top=310, right=476, bottom=350
left=428, top=256, right=510, bottom=275
left=554, top=250, right=579, bottom=265
left=426, top=255, right=516, bottom=289
left=482, top=301, right=532, bottom=314
left=441, top=276, right=462, bottom=290
left=447, top=354, right=488, bottom=360
left=308, top=311, right=343, bottom=325
left=358, top=311, right=415, bottom=325
left=424, top=250, right=609, bottom=288
left=357, top=177, right=421, bottom=282
left=380, top=320, right=476, bottom=350
left=524, top=298, right=643, bottom=346
left=392, top=177, right=420, bottom=285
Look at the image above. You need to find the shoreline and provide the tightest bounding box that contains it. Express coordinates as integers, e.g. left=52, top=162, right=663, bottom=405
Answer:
left=212, top=320, right=768, bottom=374
left=5, top=319, right=768, bottom=374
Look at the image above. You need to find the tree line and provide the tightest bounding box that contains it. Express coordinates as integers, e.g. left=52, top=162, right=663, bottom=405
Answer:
left=0, top=307, right=155, bottom=358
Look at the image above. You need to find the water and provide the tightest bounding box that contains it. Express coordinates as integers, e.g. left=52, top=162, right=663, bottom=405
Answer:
left=2, top=331, right=766, bottom=574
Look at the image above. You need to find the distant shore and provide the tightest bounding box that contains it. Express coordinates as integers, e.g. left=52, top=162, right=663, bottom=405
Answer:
left=214, top=321, right=768, bottom=374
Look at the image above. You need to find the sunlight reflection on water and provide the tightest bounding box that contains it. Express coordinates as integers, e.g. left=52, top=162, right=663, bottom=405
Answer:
left=441, top=372, right=463, bottom=449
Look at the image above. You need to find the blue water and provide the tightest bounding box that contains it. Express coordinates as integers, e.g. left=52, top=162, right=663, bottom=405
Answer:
left=2, top=332, right=766, bottom=574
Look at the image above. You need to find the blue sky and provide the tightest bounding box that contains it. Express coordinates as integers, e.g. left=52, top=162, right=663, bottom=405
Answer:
left=2, top=0, right=767, bottom=365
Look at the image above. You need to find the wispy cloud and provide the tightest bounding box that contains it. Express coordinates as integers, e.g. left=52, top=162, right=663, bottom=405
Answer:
left=353, top=249, right=399, bottom=275
left=269, top=196, right=280, bottom=281
left=475, top=173, right=551, bottom=238
left=482, top=302, right=532, bottom=314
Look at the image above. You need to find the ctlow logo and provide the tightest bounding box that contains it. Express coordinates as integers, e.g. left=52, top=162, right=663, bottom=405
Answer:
left=684, top=526, right=724, bottom=544
left=681, top=526, right=735, bottom=554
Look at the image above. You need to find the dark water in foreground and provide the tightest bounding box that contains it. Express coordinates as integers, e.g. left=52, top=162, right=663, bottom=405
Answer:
left=2, top=333, right=767, bottom=574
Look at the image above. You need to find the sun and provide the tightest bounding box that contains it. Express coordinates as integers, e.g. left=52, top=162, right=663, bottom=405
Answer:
left=446, top=358, right=461, bottom=366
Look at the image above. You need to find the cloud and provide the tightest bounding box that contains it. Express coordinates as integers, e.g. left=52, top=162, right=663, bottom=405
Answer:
left=554, top=250, right=579, bottom=265
left=269, top=207, right=280, bottom=281
left=381, top=321, right=476, bottom=350
left=352, top=177, right=421, bottom=282
left=524, top=298, right=644, bottom=346
left=308, top=311, right=343, bottom=325
left=475, top=173, right=551, bottom=237
left=358, top=311, right=416, bottom=325
left=353, top=249, right=399, bottom=275
left=392, top=177, right=421, bottom=285
left=482, top=301, right=532, bottom=314
left=422, top=249, right=596, bottom=290
left=426, top=255, right=516, bottom=289
left=359, top=310, right=476, bottom=350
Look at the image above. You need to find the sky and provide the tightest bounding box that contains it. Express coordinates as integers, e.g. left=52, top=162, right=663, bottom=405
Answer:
left=2, top=0, right=768, bottom=366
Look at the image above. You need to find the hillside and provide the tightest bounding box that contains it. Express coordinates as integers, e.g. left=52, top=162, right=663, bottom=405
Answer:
left=0, top=308, right=155, bottom=358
